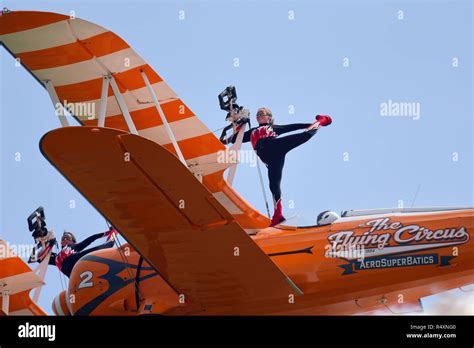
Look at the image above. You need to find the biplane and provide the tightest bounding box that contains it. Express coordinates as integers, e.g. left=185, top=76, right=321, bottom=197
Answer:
left=0, top=9, right=473, bottom=316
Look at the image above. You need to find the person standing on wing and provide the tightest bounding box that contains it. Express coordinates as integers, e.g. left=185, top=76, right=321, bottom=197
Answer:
left=221, top=107, right=332, bottom=226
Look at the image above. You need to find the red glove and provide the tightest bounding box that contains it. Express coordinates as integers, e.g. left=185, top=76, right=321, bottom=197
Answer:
left=316, top=115, right=332, bottom=127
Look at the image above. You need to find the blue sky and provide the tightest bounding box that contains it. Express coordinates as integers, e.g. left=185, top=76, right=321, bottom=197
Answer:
left=1, top=0, right=472, bottom=314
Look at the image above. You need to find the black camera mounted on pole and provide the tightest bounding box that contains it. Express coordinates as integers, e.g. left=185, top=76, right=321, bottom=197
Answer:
left=28, top=206, right=48, bottom=240
left=27, top=206, right=56, bottom=263
left=218, top=85, right=238, bottom=115
left=218, top=86, right=250, bottom=144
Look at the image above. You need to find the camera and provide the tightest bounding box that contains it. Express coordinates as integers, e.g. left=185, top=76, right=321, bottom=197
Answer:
left=27, top=206, right=48, bottom=240
left=218, top=85, right=238, bottom=112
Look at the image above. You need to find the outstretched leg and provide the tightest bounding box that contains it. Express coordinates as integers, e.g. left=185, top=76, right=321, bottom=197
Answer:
left=264, top=130, right=317, bottom=226
left=262, top=116, right=332, bottom=226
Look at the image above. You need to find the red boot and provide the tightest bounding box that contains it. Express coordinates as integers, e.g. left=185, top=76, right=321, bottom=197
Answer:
left=270, top=199, right=286, bottom=227
left=316, top=115, right=332, bottom=126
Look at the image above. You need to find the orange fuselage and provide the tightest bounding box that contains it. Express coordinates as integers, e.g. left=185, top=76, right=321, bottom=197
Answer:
left=58, top=209, right=474, bottom=315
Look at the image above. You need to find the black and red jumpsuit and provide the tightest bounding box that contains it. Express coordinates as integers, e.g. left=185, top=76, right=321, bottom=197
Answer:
left=48, top=232, right=114, bottom=277
left=229, top=123, right=317, bottom=203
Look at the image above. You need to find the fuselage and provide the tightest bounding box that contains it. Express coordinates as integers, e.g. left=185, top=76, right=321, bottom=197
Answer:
left=55, top=209, right=474, bottom=315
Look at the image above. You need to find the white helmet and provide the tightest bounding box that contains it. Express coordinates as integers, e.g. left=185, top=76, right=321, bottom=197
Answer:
left=317, top=210, right=340, bottom=226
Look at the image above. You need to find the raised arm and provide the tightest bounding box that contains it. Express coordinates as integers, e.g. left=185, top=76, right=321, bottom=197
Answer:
left=220, top=125, right=253, bottom=145
left=229, top=128, right=252, bottom=144
left=272, top=123, right=312, bottom=135
left=48, top=252, right=57, bottom=265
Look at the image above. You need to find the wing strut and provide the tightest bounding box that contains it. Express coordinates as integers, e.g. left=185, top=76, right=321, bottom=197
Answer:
left=97, top=76, right=109, bottom=127
left=226, top=123, right=246, bottom=185
left=140, top=69, right=187, bottom=166
left=108, top=74, right=139, bottom=134
left=44, top=80, right=70, bottom=127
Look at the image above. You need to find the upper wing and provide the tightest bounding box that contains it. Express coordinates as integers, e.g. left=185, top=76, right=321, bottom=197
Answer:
left=40, top=126, right=301, bottom=314
left=0, top=10, right=223, bottom=162
left=0, top=9, right=270, bottom=233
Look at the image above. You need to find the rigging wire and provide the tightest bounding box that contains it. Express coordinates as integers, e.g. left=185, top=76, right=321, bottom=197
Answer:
left=54, top=241, right=66, bottom=291
left=411, top=184, right=421, bottom=208
left=255, top=155, right=271, bottom=218
left=211, top=125, right=227, bottom=133
left=104, top=220, right=143, bottom=306
left=247, top=119, right=271, bottom=218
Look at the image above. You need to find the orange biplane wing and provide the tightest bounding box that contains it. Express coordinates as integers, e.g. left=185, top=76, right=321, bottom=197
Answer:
left=0, top=10, right=271, bottom=234
left=40, top=126, right=301, bottom=314
left=0, top=240, right=47, bottom=316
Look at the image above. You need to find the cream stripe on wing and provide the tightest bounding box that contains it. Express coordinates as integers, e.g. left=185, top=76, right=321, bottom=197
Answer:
left=68, top=18, right=111, bottom=41
left=74, top=82, right=177, bottom=120
left=186, top=151, right=233, bottom=176
left=138, top=117, right=211, bottom=144
left=0, top=19, right=108, bottom=54
left=33, top=48, right=145, bottom=86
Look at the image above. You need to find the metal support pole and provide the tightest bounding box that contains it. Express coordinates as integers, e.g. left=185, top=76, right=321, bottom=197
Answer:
left=226, top=125, right=246, bottom=186
left=44, top=80, right=70, bottom=127
left=98, top=76, right=109, bottom=127
left=140, top=70, right=186, bottom=165
left=108, top=75, right=138, bottom=135
left=32, top=248, right=51, bottom=303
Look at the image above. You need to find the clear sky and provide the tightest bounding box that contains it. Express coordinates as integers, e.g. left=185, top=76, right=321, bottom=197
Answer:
left=1, top=0, right=472, bottom=314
